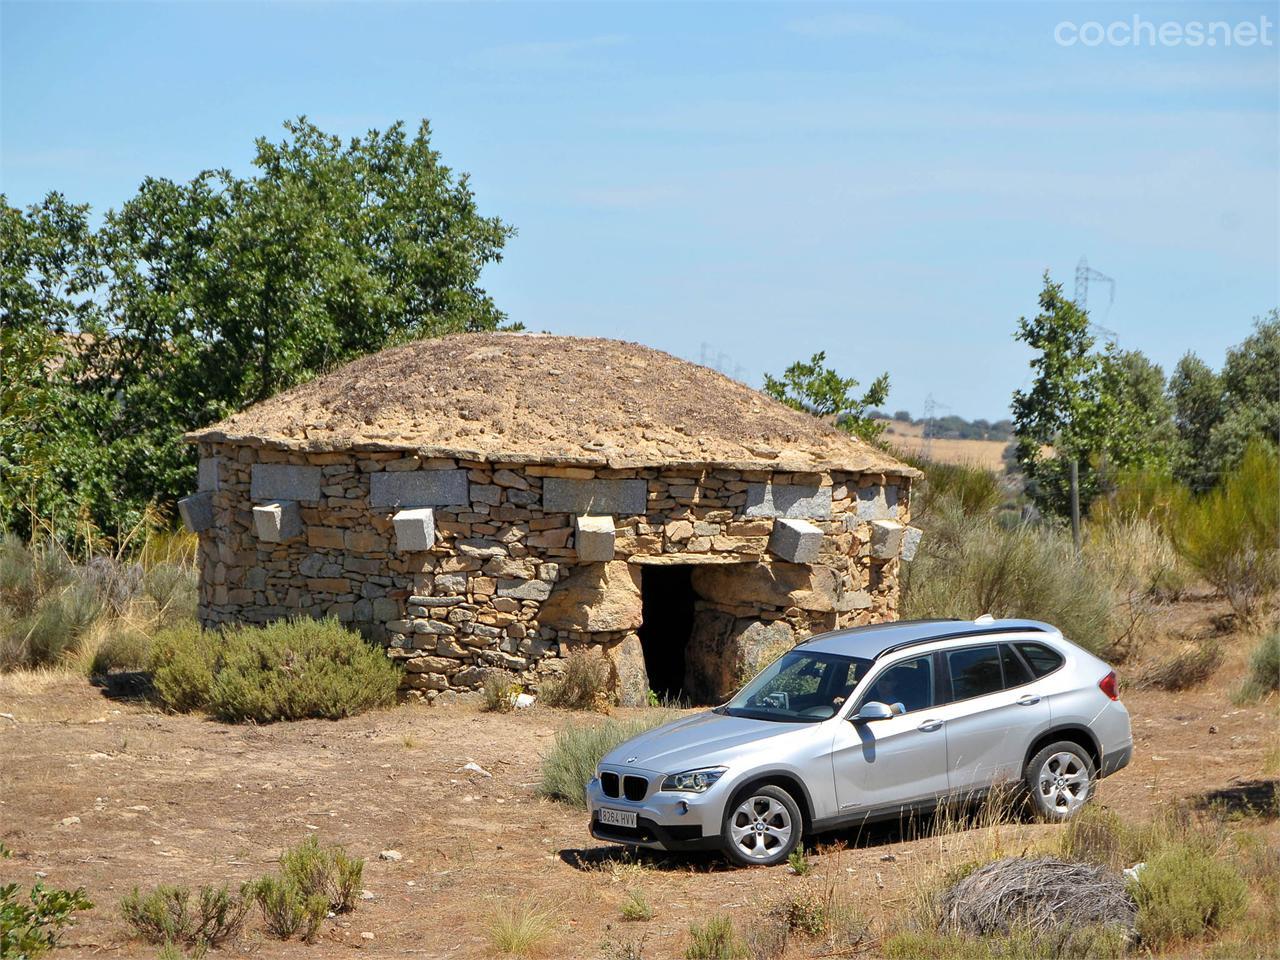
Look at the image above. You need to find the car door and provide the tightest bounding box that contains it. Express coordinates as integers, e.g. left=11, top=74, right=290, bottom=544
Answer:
left=830, top=654, right=950, bottom=814
left=935, top=642, right=1052, bottom=796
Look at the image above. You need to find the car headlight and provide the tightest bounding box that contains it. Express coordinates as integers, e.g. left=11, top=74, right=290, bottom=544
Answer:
left=660, top=767, right=727, bottom=793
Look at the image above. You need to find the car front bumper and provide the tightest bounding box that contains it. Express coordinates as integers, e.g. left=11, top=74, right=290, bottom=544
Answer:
left=585, top=775, right=725, bottom=852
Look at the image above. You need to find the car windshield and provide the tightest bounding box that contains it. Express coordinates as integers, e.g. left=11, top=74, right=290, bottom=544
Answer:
left=719, top=650, right=872, bottom=722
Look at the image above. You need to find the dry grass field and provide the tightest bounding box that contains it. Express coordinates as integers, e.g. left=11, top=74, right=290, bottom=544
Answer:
left=1, top=595, right=1276, bottom=959
left=876, top=420, right=1012, bottom=473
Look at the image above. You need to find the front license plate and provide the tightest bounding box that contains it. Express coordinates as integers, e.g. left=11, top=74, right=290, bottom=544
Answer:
left=597, top=807, right=637, bottom=829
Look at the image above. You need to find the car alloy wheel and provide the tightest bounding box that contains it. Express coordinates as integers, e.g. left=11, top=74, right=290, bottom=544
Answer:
left=1037, top=751, right=1091, bottom=814
left=728, top=792, right=794, bottom=863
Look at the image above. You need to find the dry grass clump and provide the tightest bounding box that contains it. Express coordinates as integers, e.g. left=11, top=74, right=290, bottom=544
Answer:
left=120, top=883, right=252, bottom=948
left=485, top=899, right=558, bottom=956
left=1135, top=636, right=1224, bottom=691
left=539, top=649, right=614, bottom=711
left=685, top=914, right=746, bottom=959
left=538, top=712, right=676, bottom=808
left=935, top=857, right=1136, bottom=939
left=252, top=876, right=327, bottom=942
left=619, top=889, right=654, bottom=922
left=482, top=670, right=520, bottom=712
left=1234, top=629, right=1280, bottom=703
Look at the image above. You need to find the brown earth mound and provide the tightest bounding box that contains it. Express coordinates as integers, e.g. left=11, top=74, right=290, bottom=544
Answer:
left=188, top=333, right=915, bottom=474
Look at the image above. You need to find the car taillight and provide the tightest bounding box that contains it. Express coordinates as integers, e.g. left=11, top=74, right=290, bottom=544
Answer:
left=1098, top=671, right=1119, bottom=701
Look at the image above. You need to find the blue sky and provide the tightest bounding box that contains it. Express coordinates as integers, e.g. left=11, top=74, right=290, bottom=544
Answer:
left=3, top=1, right=1276, bottom=418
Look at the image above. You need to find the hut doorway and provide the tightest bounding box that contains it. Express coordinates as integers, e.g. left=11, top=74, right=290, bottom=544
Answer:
left=637, top=565, right=697, bottom=702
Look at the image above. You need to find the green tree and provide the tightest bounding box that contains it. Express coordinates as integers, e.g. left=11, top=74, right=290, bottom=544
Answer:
left=764, top=352, right=889, bottom=442
left=1168, top=352, right=1224, bottom=491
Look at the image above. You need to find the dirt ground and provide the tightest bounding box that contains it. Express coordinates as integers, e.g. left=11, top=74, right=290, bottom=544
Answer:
left=2, top=600, right=1276, bottom=959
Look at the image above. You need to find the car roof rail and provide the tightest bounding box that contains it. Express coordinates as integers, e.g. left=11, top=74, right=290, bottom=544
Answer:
left=876, top=623, right=1051, bottom=659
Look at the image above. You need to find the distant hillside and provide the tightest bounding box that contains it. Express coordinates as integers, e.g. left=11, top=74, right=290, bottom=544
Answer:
left=871, top=410, right=1014, bottom=442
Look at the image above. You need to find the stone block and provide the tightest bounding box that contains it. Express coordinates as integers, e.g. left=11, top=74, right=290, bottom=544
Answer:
left=768, top=518, right=823, bottom=563
left=744, top=483, right=833, bottom=520
left=497, top=578, right=553, bottom=601
left=393, top=507, right=436, bottom=552
left=369, top=470, right=468, bottom=508
left=854, top=485, right=899, bottom=521
left=253, top=500, right=302, bottom=542
left=574, top=515, right=616, bottom=562
left=870, top=520, right=907, bottom=559
left=197, top=457, right=220, bottom=492
left=901, top=525, right=924, bottom=562
left=251, top=464, right=321, bottom=502
left=538, top=561, right=642, bottom=632
left=178, top=492, right=215, bottom=533
left=307, top=526, right=345, bottom=549
left=543, top=478, right=646, bottom=515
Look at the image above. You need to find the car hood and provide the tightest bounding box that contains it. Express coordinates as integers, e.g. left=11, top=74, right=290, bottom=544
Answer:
left=600, top=711, right=811, bottom=774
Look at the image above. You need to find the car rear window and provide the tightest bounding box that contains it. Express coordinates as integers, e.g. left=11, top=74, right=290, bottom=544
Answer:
left=948, top=645, right=1003, bottom=700
left=1015, top=642, right=1064, bottom=678
left=1001, top=643, right=1034, bottom=686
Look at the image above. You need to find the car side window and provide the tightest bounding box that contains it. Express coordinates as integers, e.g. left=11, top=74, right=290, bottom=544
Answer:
left=859, top=656, right=933, bottom=714
left=1015, top=642, right=1064, bottom=678
left=948, top=645, right=1003, bottom=701
left=1001, top=643, right=1034, bottom=687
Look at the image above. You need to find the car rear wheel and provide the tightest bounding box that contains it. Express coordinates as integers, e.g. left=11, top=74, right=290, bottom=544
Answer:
left=721, top=784, right=802, bottom=867
left=1025, top=741, right=1096, bottom=821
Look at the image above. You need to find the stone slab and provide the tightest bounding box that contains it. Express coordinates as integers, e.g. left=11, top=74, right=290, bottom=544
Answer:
left=543, top=478, right=647, bottom=515
left=370, top=470, right=469, bottom=509
left=393, top=507, right=436, bottom=552
left=853, top=484, right=899, bottom=521
left=768, top=518, right=823, bottom=563
left=574, top=515, right=616, bottom=562
left=253, top=500, right=302, bottom=542
left=178, top=492, right=215, bottom=533
left=197, top=457, right=220, bottom=492
left=744, top=483, right=833, bottom=520
left=901, top=525, right=924, bottom=562
left=251, top=464, right=321, bottom=502
left=870, top=519, right=906, bottom=559
left=497, top=578, right=553, bottom=601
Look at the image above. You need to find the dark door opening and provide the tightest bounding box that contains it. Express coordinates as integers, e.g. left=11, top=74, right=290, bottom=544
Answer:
left=638, top=565, right=696, bottom=701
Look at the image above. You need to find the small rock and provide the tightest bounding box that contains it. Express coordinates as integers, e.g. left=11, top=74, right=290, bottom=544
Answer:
left=514, top=693, right=535, bottom=709
left=34, top=871, right=47, bottom=879
left=460, top=761, right=492, bottom=778
left=59, top=816, right=80, bottom=827
left=880, top=853, right=897, bottom=862
left=361, top=932, right=375, bottom=941
left=0, top=712, right=15, bottom=722
left=360, top=890, right=376, bottom=901
left=1208, top=725, right=1218, bottom=734
left=379, top=849, right=402, bottom=862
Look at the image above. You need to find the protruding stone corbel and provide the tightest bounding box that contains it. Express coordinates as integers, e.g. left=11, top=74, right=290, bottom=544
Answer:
left=393, top=507, right=436, bottom=552
left=253, top=500, right=302, bottom=542
left=901, top=525, right=924, bottom=562
left=178, top=492, right=215, bottom=533
left=574, top=514, right=616, bottom=562
left=869, top=519, right=907, bottom=559
left=768, top=518, right=823, bottom=563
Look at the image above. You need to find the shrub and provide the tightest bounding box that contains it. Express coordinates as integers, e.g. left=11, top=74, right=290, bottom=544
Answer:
left=485, top=899, right=557, bottom=956
left=149, top=623, right=215, bottom=713
left=88, top=624, right=154, bottom=675
left=1235, top=630, right=1280, bottom=703
left=1086, top=515, right=1192, bottom=603
left=902, top=499, right=1120, bottom=654
left=252, top=876, right=326, bottom=942
left=685, top=915, right=746, bottom=959
left=119, top=883, right=251, bottom=947
left=620, top=890, right=654, bottom=922
left=1136, top=637, right=1223, bottom=691
left=540, top=649, right=614, bottom=711
left=1091, top=467, right=1191, bottom=534
left=538, top=712, right=676, bottom=808
left=150, top=619, right=400, bottom=722
left=0, top=882, right=93, bottom=958
left=917, top=460, right=1003, bottom=519
left=1131, top=845, right=1248, bottom=945
left=482, top=670, right=519, bottom=713
left=786, top=849, right=812, bottom=876
left=278, top=835, right=363, bottom=913
left=1172, top=440, right=1279, bottom=620
left=882, top=925, right=1128, bottom=959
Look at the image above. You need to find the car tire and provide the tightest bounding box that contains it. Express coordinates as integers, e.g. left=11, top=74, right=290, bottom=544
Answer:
left=721, top=784, right=803, bottom=867
left=1025, top=741, right=1096, bottom=821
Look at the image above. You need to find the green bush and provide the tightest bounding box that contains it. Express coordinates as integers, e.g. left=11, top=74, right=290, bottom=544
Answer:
left=902, top=499, right=1120, bottom=654
left=252, top=876, right=326, bottom=942
left=1236, top=630, right=1280, bottom=703
left=1091, top=467, right=1191, bottom=534
left=88, top=625, right=154, bottom=675
left=899, top=456, right=1003, bottom=521
left=1172, top=441, right=1279, bottom=620
left=539, top=712, right=676, bottom=808
left=150, top=618, right=400, bottom=722
left=1131, top=845, right=1248, bottom=945
left=0, top=881, right=93, bottom=958
left=540, top=649, right=614, bottom=711
left=685, top=915, right=746, bottom=959
left=149, top=623, right=216, bottom=713
left=278, top=835, right=363, bottom=913
left=119, top=883, right=251, bottom=948
left=620, top=890, right=654, bottom=922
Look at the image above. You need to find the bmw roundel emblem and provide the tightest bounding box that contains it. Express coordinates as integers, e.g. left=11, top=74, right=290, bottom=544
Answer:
left=625, top=757, right=638, bottom=764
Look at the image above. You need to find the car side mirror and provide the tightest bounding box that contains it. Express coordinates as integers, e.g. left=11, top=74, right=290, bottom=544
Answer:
left=853, top=701, right=894, bottom=722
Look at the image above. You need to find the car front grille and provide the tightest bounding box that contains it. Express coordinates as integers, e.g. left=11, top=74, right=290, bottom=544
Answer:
left=601, top=772, right=620, bottom=798
left=623, top=775, right=648, bottom=801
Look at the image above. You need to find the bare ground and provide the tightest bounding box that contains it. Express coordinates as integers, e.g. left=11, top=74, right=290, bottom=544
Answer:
left=1, top=599, right=1276, bottom=959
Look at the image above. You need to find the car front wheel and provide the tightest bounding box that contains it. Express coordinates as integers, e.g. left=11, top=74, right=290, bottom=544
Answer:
left=1025, top=741, right=1096, bottom=821
left=721, top=784, right=802, bottom=867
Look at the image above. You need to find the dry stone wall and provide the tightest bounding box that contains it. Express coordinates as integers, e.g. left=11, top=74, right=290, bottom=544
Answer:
left=189, top=442, right=916, bottom=704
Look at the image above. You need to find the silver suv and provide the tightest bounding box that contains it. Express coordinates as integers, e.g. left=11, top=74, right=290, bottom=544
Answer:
left=587, top=617, right=1132, bottom=867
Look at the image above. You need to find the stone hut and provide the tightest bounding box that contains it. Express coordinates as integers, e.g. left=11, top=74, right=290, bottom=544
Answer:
left=181, top=334, right=922, bottom=704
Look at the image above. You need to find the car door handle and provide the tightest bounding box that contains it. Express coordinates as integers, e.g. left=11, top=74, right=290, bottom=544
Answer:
left=917, top=719, right=944, bottom=732
left=1016, top=694, right=1041, bottom=706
